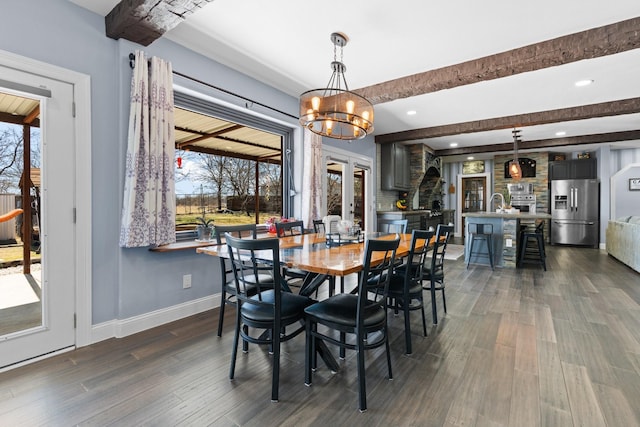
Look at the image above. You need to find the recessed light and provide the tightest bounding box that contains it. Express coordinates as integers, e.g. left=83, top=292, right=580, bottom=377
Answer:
left=467, top=156, right=474, bottom=160
left=555, top=131, right=566, bottom=136
left=450, top=142, right=458, bottom=147
left=575, top=79, right=594, bottom=87
left=406, top=110, right=417, bottom=116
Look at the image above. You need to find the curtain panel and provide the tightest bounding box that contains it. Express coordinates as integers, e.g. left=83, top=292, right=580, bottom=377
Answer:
left=301, top=129, right=322, bottom=228
left=119, top=51, right=176, bottom=248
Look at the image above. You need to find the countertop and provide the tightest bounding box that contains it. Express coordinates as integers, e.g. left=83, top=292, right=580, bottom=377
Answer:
left=462, top=211, right=551, bottom=219
left=377, top=209, right=454, bottom=215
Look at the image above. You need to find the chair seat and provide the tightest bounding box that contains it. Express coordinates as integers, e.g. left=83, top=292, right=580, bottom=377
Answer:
left=224, top=273, right=275, bottom=293
left=242, top=290, right=314, bottom=324
left=422, top=268, right=444, bottom=282
left=304, top=293, right=386, bottom=328
left=387, top=274, right=423, bottom=296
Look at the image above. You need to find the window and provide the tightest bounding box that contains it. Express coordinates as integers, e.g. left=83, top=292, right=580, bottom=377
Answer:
left=173, top=92, right=294, bottom=234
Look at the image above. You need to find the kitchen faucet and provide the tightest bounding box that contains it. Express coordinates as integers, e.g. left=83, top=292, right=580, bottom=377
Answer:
left=489, top=193, right=505, bottom=212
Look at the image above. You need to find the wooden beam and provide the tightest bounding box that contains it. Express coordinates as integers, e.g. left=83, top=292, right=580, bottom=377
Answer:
left=375, top=98, right=640, bottom=144
left=357, top=17, right=640, bottom=105
left=179, top=144, right=281, bottom=165
left=105, top=0, right=214, bottom=46
left=0, top=111, right=40, bottom=127
left=435, top=130, right=640, bottom=157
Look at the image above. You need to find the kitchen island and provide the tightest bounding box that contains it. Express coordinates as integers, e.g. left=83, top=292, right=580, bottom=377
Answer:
left=462, top=211, right=552, bottom=268
left=377, top=209, right=455, bottom=233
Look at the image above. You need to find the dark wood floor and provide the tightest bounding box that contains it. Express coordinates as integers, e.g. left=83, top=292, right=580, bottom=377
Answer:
left=1, top=244, right=639, bottom=426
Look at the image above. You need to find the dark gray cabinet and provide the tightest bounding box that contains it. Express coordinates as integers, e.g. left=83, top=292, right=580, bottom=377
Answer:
left=549, top=158, right=597, bottom=180
left=442, top=210, right=455, bottom=226
left=380, top=143, right=411, bottom=190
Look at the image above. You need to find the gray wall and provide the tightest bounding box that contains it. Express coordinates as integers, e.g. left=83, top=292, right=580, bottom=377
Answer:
left=0, top=0, right=374, bottom=325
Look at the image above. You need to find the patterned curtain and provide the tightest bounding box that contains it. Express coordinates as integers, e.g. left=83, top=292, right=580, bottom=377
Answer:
left=301, top=129, right=323, bottom=228
left=119, top=51, right=176, bottom=247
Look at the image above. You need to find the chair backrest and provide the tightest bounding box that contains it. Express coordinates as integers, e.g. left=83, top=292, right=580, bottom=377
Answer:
left=225, top=233, right=280, bottom=303
left=430, top=224, right=454, bottom=276
left=214, top=223, right=258, bottom=244
left=323, top=215, right=341, bottom=234
left=403, top=229, right=435, bottom=284
left=378, top=218, right=408, bottom=234
left=358, top=236, right=400, bottom=324
left=275, top=220, right=305, bottom=237
left=312, top=219, right=326, bottom=234
left=215, top=224, right=259, bottom=281
left=469, top=222, right=492, bottom=235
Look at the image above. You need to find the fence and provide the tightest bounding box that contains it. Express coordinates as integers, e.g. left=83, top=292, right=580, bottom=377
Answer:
left=176, top=193, right=282, bottom=215
left=0, top=194, right=17, bottom=241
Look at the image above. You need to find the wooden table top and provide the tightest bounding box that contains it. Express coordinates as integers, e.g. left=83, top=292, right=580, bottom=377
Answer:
left=196, top=232, right=430, bottom=277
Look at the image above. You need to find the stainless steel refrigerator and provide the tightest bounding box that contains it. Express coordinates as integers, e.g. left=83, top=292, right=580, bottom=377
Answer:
left=550, top=179, right=599, bottom=247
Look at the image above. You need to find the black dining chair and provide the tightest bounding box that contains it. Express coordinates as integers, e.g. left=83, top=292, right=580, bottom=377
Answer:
left=304, top=236, right=400, bottom=412
left=386, top=229, right=434, bottom=354
left=422, top=223, right=454, bottom=324
left=274, top=220, right=308, bottom=284
left=214, top=223, right=273, bottom=336
left=312, top=219, right=326, bottom=234
left=225, top=233, right=314, bottom=403
left=378, top=218, right=408, bottom=234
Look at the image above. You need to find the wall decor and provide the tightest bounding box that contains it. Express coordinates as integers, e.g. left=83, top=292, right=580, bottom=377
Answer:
left=463, top=160, right=484, bottom=174
left=629, top=178, right=640, bottom=191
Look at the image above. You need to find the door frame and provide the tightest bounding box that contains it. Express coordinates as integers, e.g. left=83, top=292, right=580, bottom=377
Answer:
left=322, top=145, right=374, bottom=231
left=0, top=50, right=92, bottom=353
left=456, top=172, right=491, bottom=237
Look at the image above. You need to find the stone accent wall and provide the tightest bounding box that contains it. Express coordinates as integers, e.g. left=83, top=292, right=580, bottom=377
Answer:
left=377, top=143, right=438, bottom=211
left=493, top=151, right=550, bottom=239
left=502, top=218, right=518, bottom=267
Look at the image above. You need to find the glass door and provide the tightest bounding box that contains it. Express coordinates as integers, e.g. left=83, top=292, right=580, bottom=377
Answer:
left=460, top=176, right=487, bottom=236
left=0, top=68, right=76, bottom=369
left=322, top=146, right=372, bottom=231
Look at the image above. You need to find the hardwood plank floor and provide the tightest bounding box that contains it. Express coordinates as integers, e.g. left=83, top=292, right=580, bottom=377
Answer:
left=1, top=244, right=639, bottom=426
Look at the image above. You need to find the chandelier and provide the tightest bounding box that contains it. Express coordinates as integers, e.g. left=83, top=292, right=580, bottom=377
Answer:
left=509, top=129, right=523, bottom=180
left=299, top=32, right=374, bottom=140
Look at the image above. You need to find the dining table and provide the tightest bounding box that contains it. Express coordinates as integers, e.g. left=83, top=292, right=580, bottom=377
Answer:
left=197, top=231, right=435, bottom=372
left=196, top=231, right=424, bottom=296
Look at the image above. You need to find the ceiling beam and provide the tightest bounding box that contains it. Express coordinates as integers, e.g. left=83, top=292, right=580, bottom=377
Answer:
left=357, top=17, right=640, bottom=105
left=435, top=130, right=640, bottom=157
left=105, top=0, right=214, bottom=46
left=375, top=98, right=640, bottom=143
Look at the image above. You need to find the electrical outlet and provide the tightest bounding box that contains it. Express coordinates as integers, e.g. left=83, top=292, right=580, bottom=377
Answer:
left=182, top=274, right=192, bottom=289
left=505, top=238, right=513, bottom=248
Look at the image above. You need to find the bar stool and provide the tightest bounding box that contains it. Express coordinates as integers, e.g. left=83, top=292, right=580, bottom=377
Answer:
left=518, top=221, right=546, bottom=271
left=467, top=223, right=494, bottom=270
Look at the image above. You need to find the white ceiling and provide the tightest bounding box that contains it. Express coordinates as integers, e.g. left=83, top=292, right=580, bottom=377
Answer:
left=70, top=0, right=640, bottom=158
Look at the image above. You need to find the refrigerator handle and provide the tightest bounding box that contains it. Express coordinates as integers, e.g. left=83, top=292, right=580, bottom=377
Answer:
left=570, top=188, right=574, bottom=212
left=574, top=187, right=578, bottom=213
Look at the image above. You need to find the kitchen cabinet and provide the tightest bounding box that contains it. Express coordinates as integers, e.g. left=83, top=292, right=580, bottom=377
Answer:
left=442, top=210, right=455, bottom=226
left=549, top=158, right=597, bottom=180
left=380, top=143, right=411, bottom=190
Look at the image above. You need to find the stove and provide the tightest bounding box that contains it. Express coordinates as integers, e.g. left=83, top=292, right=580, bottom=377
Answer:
left=510, top=193, right=536, bottom=213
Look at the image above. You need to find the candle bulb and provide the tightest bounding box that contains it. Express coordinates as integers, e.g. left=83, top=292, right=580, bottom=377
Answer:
left=311, top=96, right=320, bottom=111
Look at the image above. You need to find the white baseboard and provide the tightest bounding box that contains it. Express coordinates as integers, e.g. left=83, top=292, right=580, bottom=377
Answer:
left=90, top=293, right=221, bottom=344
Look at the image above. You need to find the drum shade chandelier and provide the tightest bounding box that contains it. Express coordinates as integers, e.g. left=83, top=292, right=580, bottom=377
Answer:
left=509, top=129, right=523, bottom=180
left=299, top=32, right=374, bottom=140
